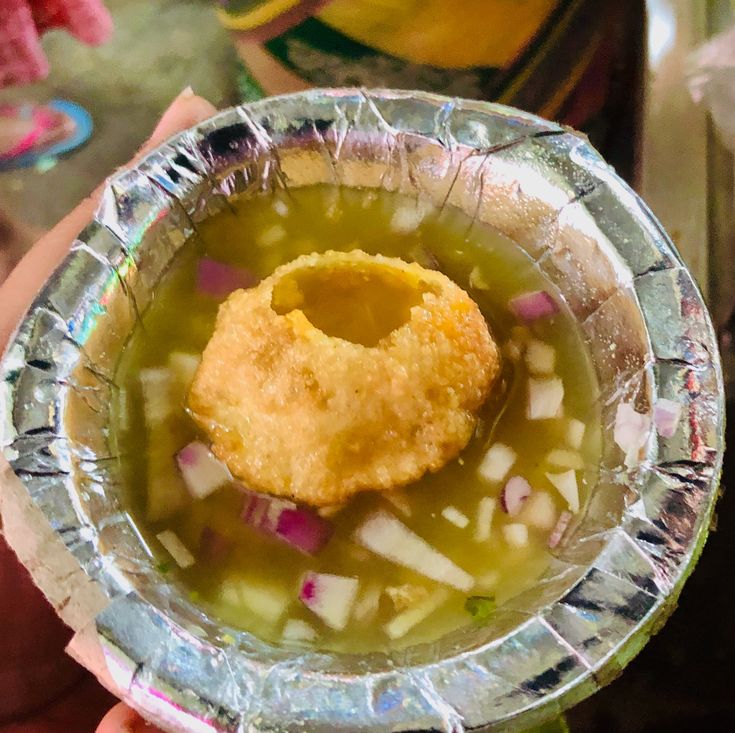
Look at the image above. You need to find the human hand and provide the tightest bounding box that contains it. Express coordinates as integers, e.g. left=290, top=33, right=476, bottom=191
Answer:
left=0, top=88, right=217, bottom=733
left=1, top=0, right=113, bottom=88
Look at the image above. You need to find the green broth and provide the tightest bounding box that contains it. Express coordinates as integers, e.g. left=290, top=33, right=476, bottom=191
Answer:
left=114, top=185, right=601, bottom=652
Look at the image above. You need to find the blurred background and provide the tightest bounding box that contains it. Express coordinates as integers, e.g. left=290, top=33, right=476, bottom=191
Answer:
left=1, top=1, right=734, bottom=730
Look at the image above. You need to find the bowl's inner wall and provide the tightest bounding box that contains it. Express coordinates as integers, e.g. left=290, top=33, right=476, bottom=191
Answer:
left=67, top=119, right=653, bottom=669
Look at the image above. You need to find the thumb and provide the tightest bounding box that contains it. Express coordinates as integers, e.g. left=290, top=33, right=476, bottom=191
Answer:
left=144, top=87, right=217, bottom=155
left=96, top=702, right=164, bottom=733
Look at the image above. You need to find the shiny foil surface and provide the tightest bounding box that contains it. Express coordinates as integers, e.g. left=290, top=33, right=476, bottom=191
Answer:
left=0, top=89, right=725, bottom=733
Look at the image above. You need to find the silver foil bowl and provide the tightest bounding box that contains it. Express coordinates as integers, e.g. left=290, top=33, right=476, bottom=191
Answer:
left=0, top=89, right=725, bottom=732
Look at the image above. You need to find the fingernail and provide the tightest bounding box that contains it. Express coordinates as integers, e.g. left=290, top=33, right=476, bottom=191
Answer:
left=178, top=86, right=195, bottom=100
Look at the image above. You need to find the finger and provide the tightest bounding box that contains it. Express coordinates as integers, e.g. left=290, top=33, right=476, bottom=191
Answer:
left=144, top=87, right=218, bottom=155
left=1, top=0, right=49, bottom=86
left=96, top=702, right=165, bottom=733
left=60, top=0, right=114, bottom=47
left=0, top=90, right=217, bottom=349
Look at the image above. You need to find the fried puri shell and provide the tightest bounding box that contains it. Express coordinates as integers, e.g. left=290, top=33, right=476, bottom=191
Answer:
left=188, top=250, right=499, bottom=506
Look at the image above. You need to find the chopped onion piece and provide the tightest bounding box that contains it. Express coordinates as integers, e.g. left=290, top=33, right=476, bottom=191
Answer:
left=527, top=377, right=564, bottom=420
left=324, top=188, right=342, bottom=220
left=275, top=507, right=335, bottom=555
left=384, top=588, right=450, bottom=640
left=176, top=441, right=232, bottom=500
left=140, top=367, right=188, bottom=521
left=355, top=511, right=474, bottom=591
left=521, top=491, right=557, bottom=531
left=266, top=496, right=295, bottom=529
left=654, top=398, right=682, bottom=439
left=566, top=418, right=586, bottom=450
left=140, top=367, right=172, bottom=425
left=282, top=618, right=317, bottom=643
left=478, top=443, right=517, bottom=483
left=257, top=224, right=286, bottom=248
left=218, top=581, right=240, bottom=608
left=242, top=493, right=333, bottom=555
left=300, top=572, right=359, bottom=630
left=502, top=523, right=529, bottom=548
left=199, top=526, right=232, bottom=563
left=509, top=290, right=559, bottom=323
left=548, top=511, right=572, bottom=549
left=441, top=505, right=469, bottom=528
left=614, top=402, right=651, bottom=467
left=474, top=497, right=497, bottom=542
left=168, top=352, right=200, bottom=389
left=241, top=493, right=295, bottom=532
left=390, top=201, right=430, bottom=233
left=546, top=470, right=580, bottom=513
left=117, top=388, right=130, bottom=431
left=545, top=448, right=584, bottom=470
left=525, top=339, right=556, bottom=375
left=218, top=576, right=290, bottom=622
left=385, top=584, right=429, bottom=611
left=196, top=257, right=257, bottom=298
left=362, top=191, right=378, bottom=209
left=500, top=476, right=532, bottom=516
left=272, top=198, right=290, bottom=218
left=242, top=493, right=278, bottom=531
left=384, top=489, right=412, bottom=517
left=352, top=583, right=382, bottom=622
left=156, top=530, right=195, bottom=569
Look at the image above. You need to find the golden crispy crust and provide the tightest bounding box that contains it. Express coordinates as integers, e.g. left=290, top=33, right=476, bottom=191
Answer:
left=188, top=250, right=499, bottom=506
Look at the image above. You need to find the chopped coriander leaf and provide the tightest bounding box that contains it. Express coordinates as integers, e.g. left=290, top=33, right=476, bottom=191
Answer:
left=465, top=595, right=496, bottom=621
